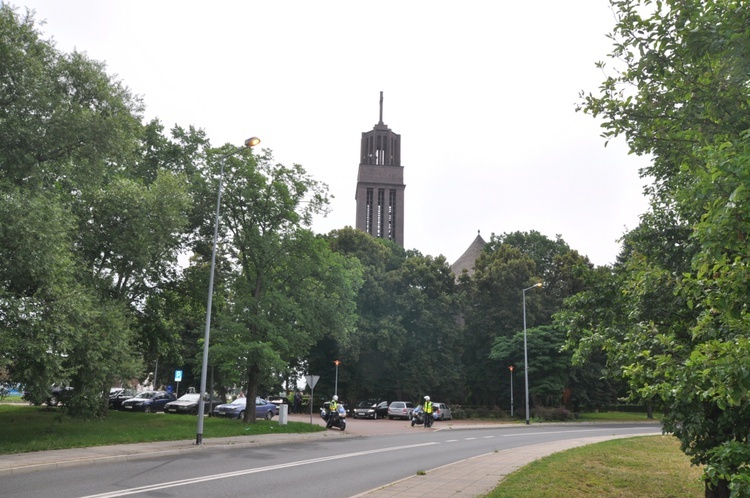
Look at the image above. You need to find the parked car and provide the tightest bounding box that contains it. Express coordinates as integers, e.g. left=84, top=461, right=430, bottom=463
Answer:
left=267, top=395, right=290, bottom=409
left=387, top=401, right=415, bottom=420
left=432, top=402, right=452, bottom=420
left=109, top=388, right=138, bottom=410
left=23, top=385, right=74, bottom=407
left=163, top=393, right=222, bottom=415
left=213, top=396, right=277, bottom=420
left=120, top=391, right=176, bottom=412
left=353, top=400, right=389, bottom=419
left=46, top=386, right=74, bottom=407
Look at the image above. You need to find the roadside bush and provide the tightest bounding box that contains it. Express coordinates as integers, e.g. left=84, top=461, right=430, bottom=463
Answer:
left=531, top=406, right=575, bottom=421
left=452, top=405, right=507, bottom=420
left=451, top=406, right=467, bottom=419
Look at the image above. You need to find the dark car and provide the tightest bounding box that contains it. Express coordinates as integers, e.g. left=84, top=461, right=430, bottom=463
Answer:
left=353, top=400, right=389, bottom=419
left=213, top=396, right=277, bottom=420
left=120, top=391, right=176, bottom=412
left=23, top=385, right=74, bottom=407
left=267, top=395, right=290, bottom=409
left=163, top=393, right=222, bottom=415
left=46, top=386, right=74, bottom=407
left=109, top=388, right=138, bottom=410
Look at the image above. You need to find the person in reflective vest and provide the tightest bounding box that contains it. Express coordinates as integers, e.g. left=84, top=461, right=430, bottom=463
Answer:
left=423, top=396, right=433, bottom=428
left=329, top=395, right=339, bottom=415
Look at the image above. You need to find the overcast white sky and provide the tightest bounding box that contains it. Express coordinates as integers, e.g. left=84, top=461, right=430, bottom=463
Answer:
left=16, top=0, right=650, bottom=267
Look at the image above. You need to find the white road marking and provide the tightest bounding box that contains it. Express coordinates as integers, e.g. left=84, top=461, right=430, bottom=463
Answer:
left=82, top=426, right=657, bottom=498
left=80, top=442, right=439, bottom=498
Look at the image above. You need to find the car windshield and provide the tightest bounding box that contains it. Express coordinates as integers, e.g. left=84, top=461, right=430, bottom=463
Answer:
left=134, top=392, right=157, bottom=399
left=230, top=398, right=247, bottom=405
left=177, top=394, right=200, bottom=402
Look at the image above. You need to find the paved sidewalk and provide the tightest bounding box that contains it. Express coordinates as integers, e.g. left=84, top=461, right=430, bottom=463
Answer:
left=354, top=433, right=658, bottom=497
left=0, top=424, right=658, bottom=497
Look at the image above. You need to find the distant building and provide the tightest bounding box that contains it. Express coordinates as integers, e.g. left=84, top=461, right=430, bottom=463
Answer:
left=355, top=92, right=405, bottom=247
left=451, top=232, right=487, bottom=277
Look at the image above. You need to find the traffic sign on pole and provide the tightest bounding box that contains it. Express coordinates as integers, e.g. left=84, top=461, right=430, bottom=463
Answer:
left=305, top=375, right=319, bottom=389
left=305, top=375, right=320, bottom=424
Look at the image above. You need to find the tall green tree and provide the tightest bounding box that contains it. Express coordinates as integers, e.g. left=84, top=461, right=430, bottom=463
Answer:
left=312, top=229, right=463, bottom=405
left=572, top=1, right=750, bottom=496
left=0, top=5, right=193, bottom=416
left=316, top=227, right=406, bottom=402
left=387, top=252, right=464, bottom=402
left=460, top=231, right=590, bottom=407
left=460, top=244, right=539, bottom=405
left=206, top=149, right=362, bottom=422
left=490, top=325, right=571, bottom=409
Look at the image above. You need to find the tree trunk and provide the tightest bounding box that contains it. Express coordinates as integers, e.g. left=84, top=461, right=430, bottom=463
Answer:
left=706, top=479, right=730, bottom=498
left=242, top=366, right=261, bottom=423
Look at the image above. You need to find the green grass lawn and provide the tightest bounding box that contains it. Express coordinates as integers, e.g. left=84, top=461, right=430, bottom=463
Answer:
left=0, top=404, right=323, bottom=454
left=575, top=411, right=661, bottom=422
left=485, top=435, right=703, bottom=498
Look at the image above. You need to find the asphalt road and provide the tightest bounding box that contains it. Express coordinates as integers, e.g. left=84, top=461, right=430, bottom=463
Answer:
left=2, top=419, right=660, bottom=498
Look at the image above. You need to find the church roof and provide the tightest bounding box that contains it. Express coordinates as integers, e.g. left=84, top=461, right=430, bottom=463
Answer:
left=450, top=233, right=487, bottom=276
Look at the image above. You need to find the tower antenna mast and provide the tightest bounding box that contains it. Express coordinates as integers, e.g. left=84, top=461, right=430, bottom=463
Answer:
left=378, top=91, right=384, bottom=125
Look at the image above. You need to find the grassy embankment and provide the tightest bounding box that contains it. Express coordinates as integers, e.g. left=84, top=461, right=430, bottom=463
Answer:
left=485, top=435, right=703, bottom=498
left=0, top=403, right=323, bottom=455
left=484, top=410, right=703, bottom=497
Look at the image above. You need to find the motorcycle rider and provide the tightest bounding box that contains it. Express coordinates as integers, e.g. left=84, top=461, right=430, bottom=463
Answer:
left=423, top=396, right=433, bottom=428
left=326, top=395, right=345, bottom=429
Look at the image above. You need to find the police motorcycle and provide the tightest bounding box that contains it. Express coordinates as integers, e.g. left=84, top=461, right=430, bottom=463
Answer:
left=410, top=402, right=437, bottom=427
left=410, top=405, right=425, bottom=427
left=320, top=399, right=347, bottom=431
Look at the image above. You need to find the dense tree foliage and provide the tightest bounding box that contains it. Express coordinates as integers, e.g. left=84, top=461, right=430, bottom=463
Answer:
left=457, top=231, right=599, bottom=408
left=490, top=325, right=571, bottom=408
left=311, top=228, right=463, bottom=404
left=1, top=4, right=625, bottom=433
left=0, top=5, right=149, bottom=416
left=567, top=1, right=750, bottom=496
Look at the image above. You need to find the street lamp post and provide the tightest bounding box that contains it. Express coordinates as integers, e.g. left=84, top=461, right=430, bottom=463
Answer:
left=522, top=282, right=542, bottom=425
left=334, top=360, right=340, bottom=396
left=509, top=365, right=514, bottom=417
left=196, top=137, right=261, bottom=445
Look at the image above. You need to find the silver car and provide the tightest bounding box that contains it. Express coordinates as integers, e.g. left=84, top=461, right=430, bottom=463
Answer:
left=387, top=401, right=415, bottom=420
left=432, top=402, right=452, bottom=420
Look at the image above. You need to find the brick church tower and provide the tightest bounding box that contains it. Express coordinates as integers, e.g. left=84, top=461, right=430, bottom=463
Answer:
left=355, top=92, right=405, bottom=247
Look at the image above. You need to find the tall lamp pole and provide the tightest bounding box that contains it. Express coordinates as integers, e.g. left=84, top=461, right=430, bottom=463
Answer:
left=196, top=137, right=261, bottom=445
left=509, top=365, right=514, bottom=417
left=334, top=360, right=340, bottom=396
left=522, top=282, right=542, bottom=425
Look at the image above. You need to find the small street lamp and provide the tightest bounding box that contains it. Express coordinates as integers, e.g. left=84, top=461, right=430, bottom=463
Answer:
left=334, top=360, right=341, bottom=396
left=509, top=365, right=514, bottom=417
left=196, top=137, right=261, bottom=446
left=522, top=282, right=542, bottom=425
